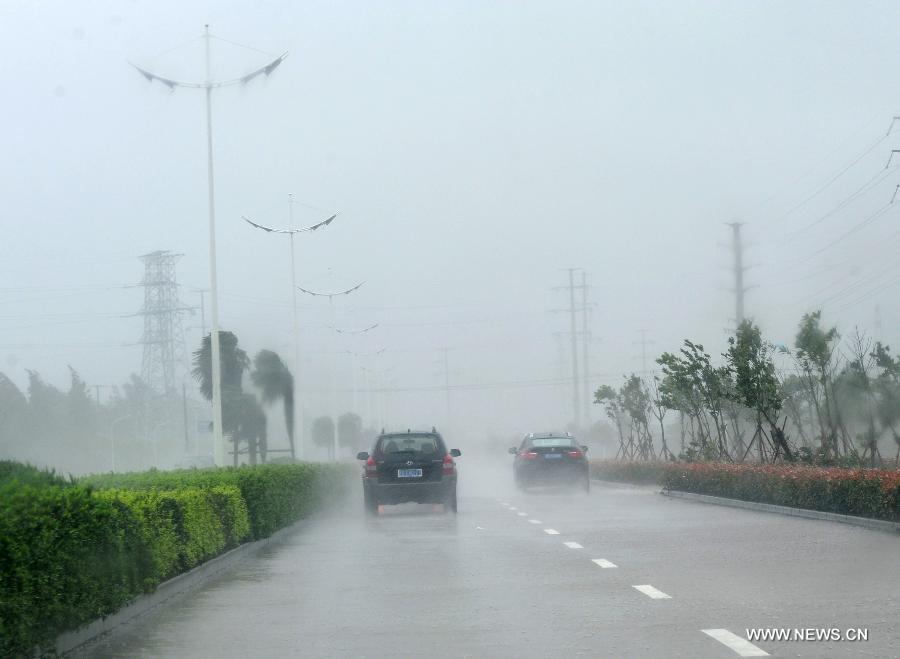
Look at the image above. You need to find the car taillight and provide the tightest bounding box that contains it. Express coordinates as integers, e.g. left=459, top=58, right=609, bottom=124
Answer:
left=522, top=451, right=539, bottom=460
left=442, top=454, right=455, bottom=475
left=567, top=450, right=583, bottom=458
left=365, top=456, right=378, bottom=477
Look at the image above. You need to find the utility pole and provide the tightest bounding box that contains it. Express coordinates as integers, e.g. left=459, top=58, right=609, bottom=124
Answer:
left=634, top=329, right=654, bottom=377
left=133, top=27, right=288, bottom=467
left=566, top=268, right=581, bottom=430
left=581, top=270, right=591, bottom=426
left=553, top=269, right=592, bottom=430
left=726, top=222, right=748, bottom=329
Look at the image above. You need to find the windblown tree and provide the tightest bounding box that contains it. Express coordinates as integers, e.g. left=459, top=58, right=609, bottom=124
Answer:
left=841, top=330, right=881, bottom=466
left=229, top=393, right=267, bottom=465
left=619, top=375, right=655, bottom=460
left=312, top=416, right=335, bottom=460
left=251, top=350, right=295, bottom=461
left=192, top=331, right=255, bottom=465
left=871, top=342, right=900, bottom=462
left=657, top=341, right=732, bottom=461
left=646, top=376, right=674, bottom=460
left=337, top=412, right=363, bottom=452
left=594, top=385, right=627, bottom=458
left=792, top=311, right=853, bottom=459
left=724, top=320, right=794, bottom=462
left=0, top=373, right=30, bottom=456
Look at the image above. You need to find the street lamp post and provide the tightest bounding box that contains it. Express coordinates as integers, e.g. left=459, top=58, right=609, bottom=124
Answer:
left=295, top=282, right=365, bottom=461
left=242, top=198, right=337, bottom=460
left=132, top=27, right=287, bottom=466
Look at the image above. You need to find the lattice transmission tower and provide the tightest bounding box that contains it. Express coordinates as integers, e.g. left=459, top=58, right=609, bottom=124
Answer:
left=137, top=251, right=190, bottom=395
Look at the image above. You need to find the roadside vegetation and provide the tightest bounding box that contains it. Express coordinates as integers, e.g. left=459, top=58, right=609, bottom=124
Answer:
left=590, top=312, right=900, bottom=520
left=594, top=313, right=900, bottom=467
left=0, top=460, right=354, bottom=657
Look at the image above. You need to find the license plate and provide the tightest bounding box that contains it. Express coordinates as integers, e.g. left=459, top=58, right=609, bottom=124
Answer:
left=397, top=468, right=423, bottom=478
left=544, top=453, right=562, bottom=459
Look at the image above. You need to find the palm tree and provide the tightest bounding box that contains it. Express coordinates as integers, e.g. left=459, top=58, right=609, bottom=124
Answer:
left=192, top=332, right=250, bottom=402
left=250, top=350, right=295, bottom=460
left=192, top=331, right=250, bottom=462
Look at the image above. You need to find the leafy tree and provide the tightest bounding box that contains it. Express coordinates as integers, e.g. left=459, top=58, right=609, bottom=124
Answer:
left=192, top=331, right=252, bottom=464
left=724, top=320, right=794, bottom=462
left=619, top=375, right=655, bottom=460
left=870, top=342, right=900, bottom=463
left=594, top=385, right=627, bottom=458
left=657, top=341, right=732, bottom=461
left=793, top=311, right=851, bottom=457
left=26, top=370, right=66, bottom=445
left=646, top=377, right=674, bottom=460
left=251, top=350, right=295, bottom=460
left=0, top=373, right=30, bottom=455
left=312, top=416, right=335, bottom=460
left=337, top=412, right=363, bottom=451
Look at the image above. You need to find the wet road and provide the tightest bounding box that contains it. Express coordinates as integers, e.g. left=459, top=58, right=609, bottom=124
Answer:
left=83, top=467, right=899, bottom=658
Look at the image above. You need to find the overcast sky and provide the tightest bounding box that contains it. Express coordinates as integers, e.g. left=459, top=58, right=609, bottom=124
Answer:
left=4, top=0, right=900, bottom=439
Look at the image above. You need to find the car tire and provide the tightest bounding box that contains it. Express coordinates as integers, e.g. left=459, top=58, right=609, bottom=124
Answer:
left=445, top=488, right=458, bottom=514
left=364, top=489, right=378, bottom=516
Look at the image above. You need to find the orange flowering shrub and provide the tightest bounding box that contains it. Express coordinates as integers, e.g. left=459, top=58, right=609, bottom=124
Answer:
left=662, top=462, right=899, bottom=521
left=590, top=460, right=900, bottom=521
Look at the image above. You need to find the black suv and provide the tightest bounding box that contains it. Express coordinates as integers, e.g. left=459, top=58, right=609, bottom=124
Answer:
left=357, top=429, right=461, bottom=515
left=510, top=432, right=590, bottom=492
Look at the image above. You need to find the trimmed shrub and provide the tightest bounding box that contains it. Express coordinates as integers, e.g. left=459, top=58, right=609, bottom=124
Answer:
left=0, top=482, right=147, bottom=657
left=1, top=462, right=354, bottom=656
left=661, top=463, right=900, bottom=522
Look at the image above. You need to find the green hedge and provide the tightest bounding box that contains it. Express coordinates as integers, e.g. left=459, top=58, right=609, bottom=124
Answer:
left=0, top=462, right=354, bottom=656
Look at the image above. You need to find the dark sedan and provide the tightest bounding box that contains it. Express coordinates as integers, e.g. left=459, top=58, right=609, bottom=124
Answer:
left=510, top=432, right=590, bottom=492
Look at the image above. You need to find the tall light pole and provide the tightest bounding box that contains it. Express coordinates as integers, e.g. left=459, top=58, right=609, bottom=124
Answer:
left=296, top=282, right=365, bottom=460
left=132, top=28, right=287, bottom=466
left=243, top=198, right=337, bottom=460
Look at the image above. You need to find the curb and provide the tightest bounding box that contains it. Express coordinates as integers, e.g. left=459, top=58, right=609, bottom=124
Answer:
left=661, top=489, right=900, bottom=534
left=56, top=518, right=310, bottom=656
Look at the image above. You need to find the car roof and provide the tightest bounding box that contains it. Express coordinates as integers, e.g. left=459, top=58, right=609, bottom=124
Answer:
left=379, top=429, right=442, bottom=438
left=524, top=431, right=573, bottom=439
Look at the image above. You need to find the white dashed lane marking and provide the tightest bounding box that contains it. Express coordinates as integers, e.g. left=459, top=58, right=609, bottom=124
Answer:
left=632, top=585, right=671, bottom=600
left=591, top=559, right=617, bottom=568
left=544, top=529, right=560, bottom=535
left=528, top=519, right=541, bottom=524
left=563, top=541, right=583, bottom=549
left=701, top=629, right=769, bottom=657
left=517, top=512, right=527, bottom=516
left=509, top=506, right=517, bottom=511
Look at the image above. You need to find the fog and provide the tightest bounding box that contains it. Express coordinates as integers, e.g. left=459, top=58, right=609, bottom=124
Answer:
left=4, top=1, right=900, bottom=471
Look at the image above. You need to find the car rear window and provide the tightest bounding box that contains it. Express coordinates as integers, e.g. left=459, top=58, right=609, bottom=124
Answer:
left=528, top=437, right=577, bottom=448
left=377, top=434, right=443, bottom=456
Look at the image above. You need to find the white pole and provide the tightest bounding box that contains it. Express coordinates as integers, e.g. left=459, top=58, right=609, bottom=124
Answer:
left=289, top=195, right=302, bottom=461
left=350, top=350, right=358, bottom=414
left=330, top=297, right=338, bottom=461
left=204, top=25, right=225, bottom=467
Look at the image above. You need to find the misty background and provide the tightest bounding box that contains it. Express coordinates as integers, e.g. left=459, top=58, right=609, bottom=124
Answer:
left=3, top=0, right=900, bottom=470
